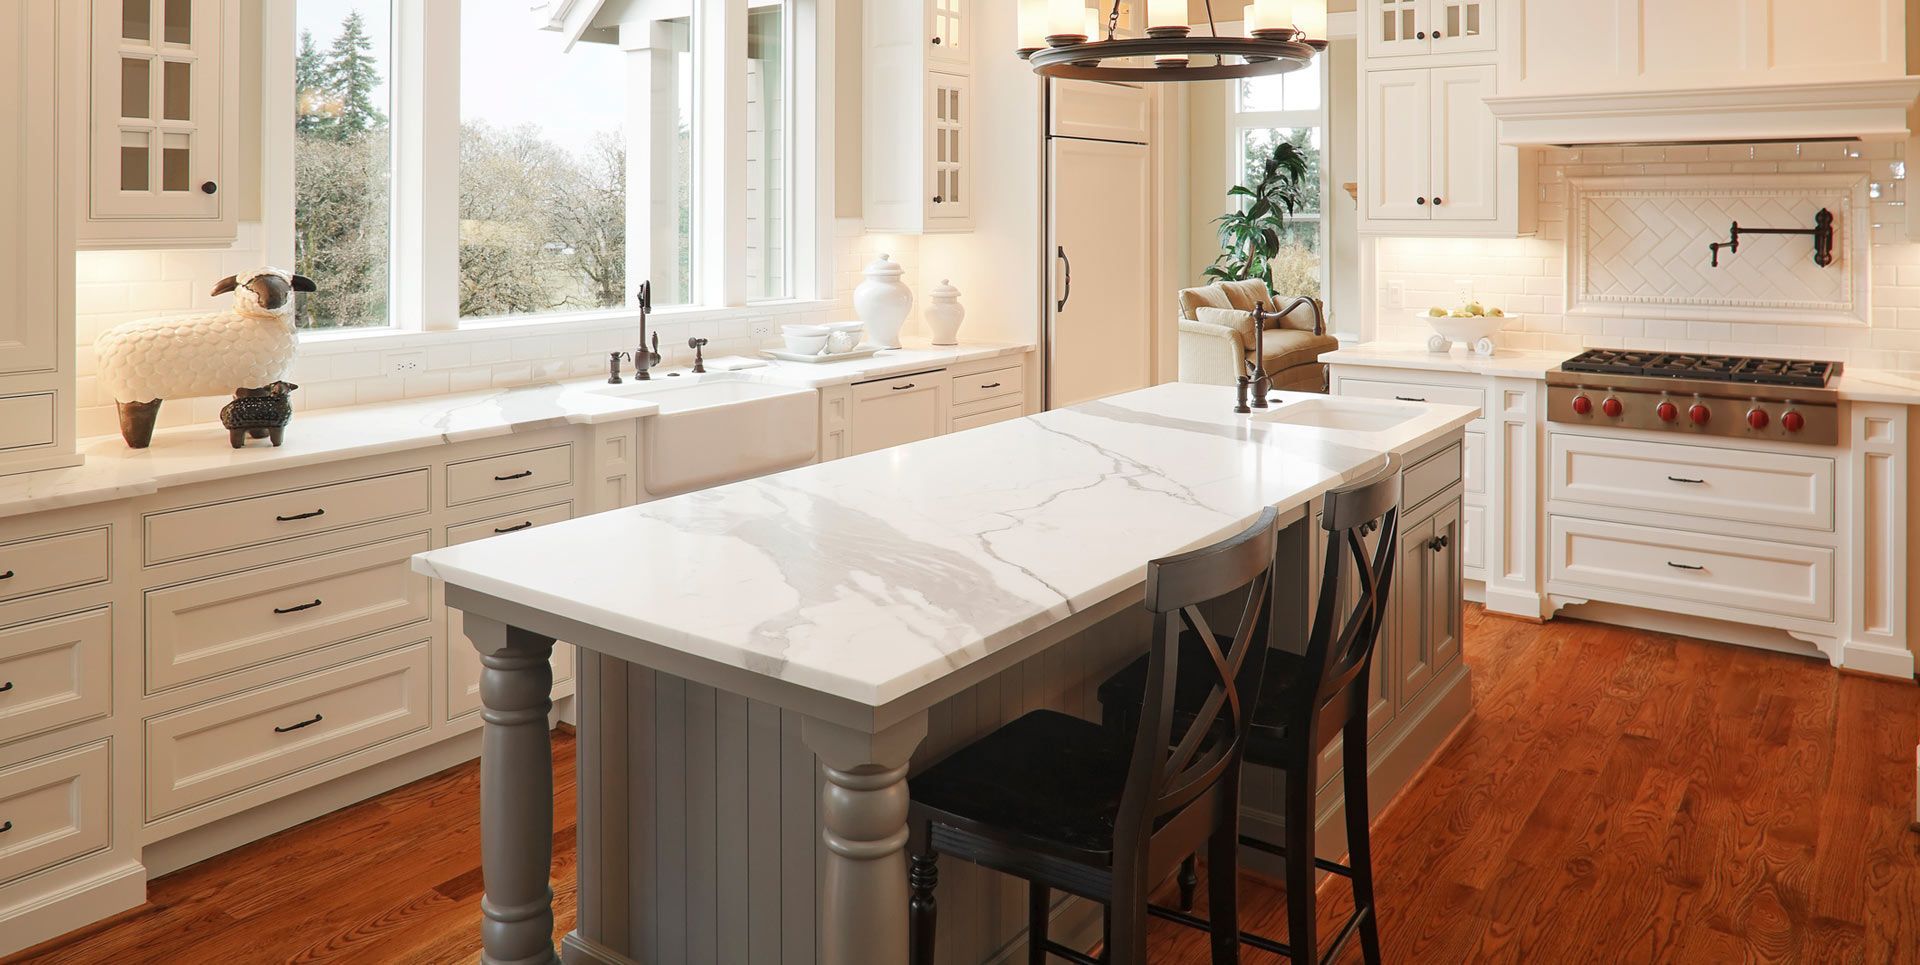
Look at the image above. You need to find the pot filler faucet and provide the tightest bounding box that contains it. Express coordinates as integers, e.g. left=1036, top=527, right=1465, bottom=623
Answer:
left=635, top=280, right=662, bottom=381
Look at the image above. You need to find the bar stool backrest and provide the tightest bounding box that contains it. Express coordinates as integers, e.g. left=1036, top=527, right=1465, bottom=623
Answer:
left=1114, top=506, right=1282, bottom=856
left=1302, top=465, right=1402, bottom=740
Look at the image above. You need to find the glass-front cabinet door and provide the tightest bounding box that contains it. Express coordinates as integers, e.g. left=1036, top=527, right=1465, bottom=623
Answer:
left=928, top=0, right=967, bottom=66
left=925, top=71, right=971, bottom=226
left=1369, top=0, right=1428, bottom=58
left=87, top=0, right=233, bottom=243
left=1431, top=0, right=1495, bottom=53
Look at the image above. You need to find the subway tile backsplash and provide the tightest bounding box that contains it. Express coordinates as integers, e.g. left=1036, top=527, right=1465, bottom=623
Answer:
left=1372, top=139, right=1920, bottom=371
left=72, top=219, right=924, bottom=440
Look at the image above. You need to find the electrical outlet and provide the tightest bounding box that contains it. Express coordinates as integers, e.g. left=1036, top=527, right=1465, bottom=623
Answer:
left=1386, top=282, right=1405, bottom=309
left=749, top=320, right=773, bottom=339
left=383, top=351, right=427, bottom=377
left=1454, top=279, right=1476, bottom=306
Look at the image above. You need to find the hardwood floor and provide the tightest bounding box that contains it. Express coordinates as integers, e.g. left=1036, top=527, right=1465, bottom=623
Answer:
left=10, top=606, right=1920, bottom=963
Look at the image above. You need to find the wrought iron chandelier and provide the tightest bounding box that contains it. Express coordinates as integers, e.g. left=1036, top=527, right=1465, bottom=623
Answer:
left=1017, top=0, right=1326, bottom=83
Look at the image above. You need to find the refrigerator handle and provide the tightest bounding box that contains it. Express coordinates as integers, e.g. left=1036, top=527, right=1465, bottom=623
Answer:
left=1055, top=246, right=1072, bottom=314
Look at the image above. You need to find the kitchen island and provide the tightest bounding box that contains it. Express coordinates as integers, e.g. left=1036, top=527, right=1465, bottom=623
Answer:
left=413, top=383, right=1478, bottom=965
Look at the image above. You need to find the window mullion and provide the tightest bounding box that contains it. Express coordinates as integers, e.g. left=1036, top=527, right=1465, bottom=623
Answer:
left=394, top=0, right=460, bottom=331
left=696, top=0, right=748, bottom=307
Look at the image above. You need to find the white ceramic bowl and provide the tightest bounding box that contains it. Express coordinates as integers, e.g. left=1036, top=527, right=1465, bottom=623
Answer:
left=824, top=321, right=865, bottom=336
left=783, top=332, right=830, bottom=355
left=783, top=323, right=830, bottom=336
left=1415, top=311, right=1516, bottom=357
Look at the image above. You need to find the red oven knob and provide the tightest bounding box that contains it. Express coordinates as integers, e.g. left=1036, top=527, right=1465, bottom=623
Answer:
left=1656, top=401, right=1678, bottom=423
left=1747, top=408, right=1770, bottom=430
left=1572, top=395, right=1593, bottom=415
left=1689, top=403, right=1711, bottom=426
left=1782, top=410, right=1805, bottom=433
left=1602, top=397, right=1623, bottom=418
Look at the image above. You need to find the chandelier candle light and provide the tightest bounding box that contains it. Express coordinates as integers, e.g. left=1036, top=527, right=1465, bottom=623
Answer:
left=1020, top=0, right=1325, bottom=83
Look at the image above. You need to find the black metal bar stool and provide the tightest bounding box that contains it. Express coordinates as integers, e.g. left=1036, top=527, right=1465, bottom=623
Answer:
left=1096, top=466, right=1401, bottom=965
left=904, top=506, right=1285, bottom=965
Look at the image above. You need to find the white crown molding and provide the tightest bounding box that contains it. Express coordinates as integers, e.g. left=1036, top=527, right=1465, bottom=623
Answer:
left=1487, top=78, right=1920, bottom=146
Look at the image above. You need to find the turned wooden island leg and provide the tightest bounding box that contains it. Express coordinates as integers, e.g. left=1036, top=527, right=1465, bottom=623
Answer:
left=466, top=613, right=559, bottom=965
left=803, top=713, right=930, bottom=965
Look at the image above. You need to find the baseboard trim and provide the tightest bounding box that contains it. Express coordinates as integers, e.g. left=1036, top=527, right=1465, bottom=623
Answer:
left=1840, top=639, right=1916, bottom=680
left=0, top=862, right=145, bottom=958
left=1480, top=583, right=1548, bottom=620
left=562, top=930, right=636, bottom=965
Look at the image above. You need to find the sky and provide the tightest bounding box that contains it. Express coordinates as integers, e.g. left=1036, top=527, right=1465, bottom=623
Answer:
left=297, top=0, right=623, bottom=154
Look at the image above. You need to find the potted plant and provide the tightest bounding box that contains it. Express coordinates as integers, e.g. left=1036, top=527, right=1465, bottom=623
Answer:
left=1203, top=140, right=1311, bottom=291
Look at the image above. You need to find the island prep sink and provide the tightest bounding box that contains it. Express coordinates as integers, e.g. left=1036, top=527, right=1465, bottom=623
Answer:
left=599, top=378, right=819, bottom=497
left=1256, top=397, right=1424, bottom=433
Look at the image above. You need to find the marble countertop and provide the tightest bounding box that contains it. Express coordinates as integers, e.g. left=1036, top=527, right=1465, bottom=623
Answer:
left=0, top=341, right=1035, bottom=521
left=0, top=381, right=661, bottom=521
left=413, top=383, right=1478, bottom=710
left=1831, top=368, right=1920, bottom=405
left=1322, top=344, right=1573, bottom=378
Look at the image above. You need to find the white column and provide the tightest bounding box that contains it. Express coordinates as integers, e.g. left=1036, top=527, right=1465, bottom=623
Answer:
left=697, top=0, right=748, bottom=307
left=393, top=0, right=462, bottom=330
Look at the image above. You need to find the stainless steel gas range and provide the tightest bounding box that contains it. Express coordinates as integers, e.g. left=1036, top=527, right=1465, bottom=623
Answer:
left=1546, top=350, right=1842, bottom=446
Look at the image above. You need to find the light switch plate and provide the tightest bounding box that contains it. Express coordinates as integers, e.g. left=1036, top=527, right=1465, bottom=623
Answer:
left=1387, top=282, right=1405, bottom=309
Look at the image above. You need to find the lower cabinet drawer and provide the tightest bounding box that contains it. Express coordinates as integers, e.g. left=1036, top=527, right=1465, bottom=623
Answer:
left=950, top=403, right=1023, bottom=433
left=446, top=445, right=573, bottom=507
left=144, top=643, right=431, bottom=820
left=1462, top=504, right=1486, bottom=574
left=950, top=365, right=1022, bottom=406
left=1402, top=443, right=1462, bottom=511
left=0, top=608, right=112, bottom=746
left=0, top=527, right=111, bottom=606
left=145, top=533, right=433, bottom=693
left=0, top=741, right=112, bottom=888
left=1549, top=516, right=1833, bottom=622
left=1549, top=432, right=1835, bottom=532
left=1337, top=377, right=1486, bottom=419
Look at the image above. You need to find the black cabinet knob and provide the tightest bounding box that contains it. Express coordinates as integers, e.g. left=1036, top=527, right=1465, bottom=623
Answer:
left=1433, top=30, right=1444, bottom=38
left=1433, top=197, right=1444, bottom=206
left=932, top=195, right=944, bottom=204
left=201, top=181, right=218, bottom=194
left=1416, top=30, right=1427, bottom=39
left=932, top=36, right=942, bottom=44
left=1417, top=197, right=1428, bottom=205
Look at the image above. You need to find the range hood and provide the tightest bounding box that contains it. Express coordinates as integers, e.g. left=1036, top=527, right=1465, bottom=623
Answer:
left=1484, top=79, right=1920, bottom=147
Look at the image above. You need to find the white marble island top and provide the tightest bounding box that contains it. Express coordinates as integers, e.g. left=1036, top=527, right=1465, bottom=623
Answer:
left=414, top=383, right=1477, bottom=713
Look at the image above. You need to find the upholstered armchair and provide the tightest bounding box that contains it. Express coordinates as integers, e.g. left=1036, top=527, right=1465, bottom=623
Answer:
left=1176, top=279, right=1339, bottom=393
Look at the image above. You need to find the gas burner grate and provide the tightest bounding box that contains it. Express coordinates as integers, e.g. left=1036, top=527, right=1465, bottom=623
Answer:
left=1557, top=349, right=1840, bottom=388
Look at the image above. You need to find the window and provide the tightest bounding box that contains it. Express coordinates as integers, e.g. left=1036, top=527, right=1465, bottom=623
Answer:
left=1230, top=65, right=1328, bottom=300
left=293, top=0, right=393, bottom=330
left=273, top=0, right=820, bottom=334
left=746, top=2, right=790, bottom=301
left=458, top=7, right=625, bottom=321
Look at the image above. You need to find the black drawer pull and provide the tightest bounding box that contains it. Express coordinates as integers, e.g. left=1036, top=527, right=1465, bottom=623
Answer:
left=274, top=599, right=323, bottom=615
left=1427, top=534, right=1450, bottom=552
left=494, top=470, right=534, bottom=481
left=892, top=383, right=917, bottom=391
left=0, top=570, right=11, bottom=581
left=1667, top=476, right=1705, bottom=484
left=1666, top=562, right=1704, bottom=571
left=0, top=681, right=12, bottom=693
left=1395, top=396, right=1426, bottom=403
left=979, top=382, right=1002, bottom=390
left=495, top=521, right=534, bottom=534
left=274, top=713, right=323, bottom=733
left=0, top=821, right=10, bottom=833
left=276, top=509, right=326, bottom=522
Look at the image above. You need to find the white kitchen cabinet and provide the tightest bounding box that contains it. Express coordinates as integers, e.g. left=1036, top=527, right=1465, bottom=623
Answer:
left=82, top=0, right=237, bottom=248
left=1360, top=65, right=1530, bottom=236
left=1048, top=135, right=1153, bottom=406
left=1368, top=0, right=1495, bottom=59
left=927, top=0, right=969, bottom=68
left=863, top=1, right=972, bottom=233
left=1500, top=0, right=1905, bottom=98
left=849, top=372, right=950, bottom=456
left=0, top=0, right=78, bottom=477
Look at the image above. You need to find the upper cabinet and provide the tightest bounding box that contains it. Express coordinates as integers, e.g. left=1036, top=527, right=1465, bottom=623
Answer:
left=81, top=0, right=238, bottom=249
left=1500, top=0, right=1905, bottom=97
left=0, top=0, right=78, bottom=476
left=1368, top=0, right=1496, bottom=60
left=864, top=0, right=973, bottom=233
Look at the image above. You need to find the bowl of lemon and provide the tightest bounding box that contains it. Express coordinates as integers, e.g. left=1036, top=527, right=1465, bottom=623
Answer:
left=1416, top=303, right=1515, bottom=357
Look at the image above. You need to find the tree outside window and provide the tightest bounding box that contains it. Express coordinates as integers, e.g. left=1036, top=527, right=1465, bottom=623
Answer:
left=293, top=2, right=392, bottom=330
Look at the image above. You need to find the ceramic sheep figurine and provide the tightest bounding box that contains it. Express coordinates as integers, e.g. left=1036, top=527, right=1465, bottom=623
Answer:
left=94, top=268, right=316, bottom=448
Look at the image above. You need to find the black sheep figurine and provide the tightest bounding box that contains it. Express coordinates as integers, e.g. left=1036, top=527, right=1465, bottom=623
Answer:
left=220, top=382, right=299, bottom=448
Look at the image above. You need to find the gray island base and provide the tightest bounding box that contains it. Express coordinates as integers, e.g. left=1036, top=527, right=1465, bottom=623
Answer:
left=418, top=384, right=1477, bottom=965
